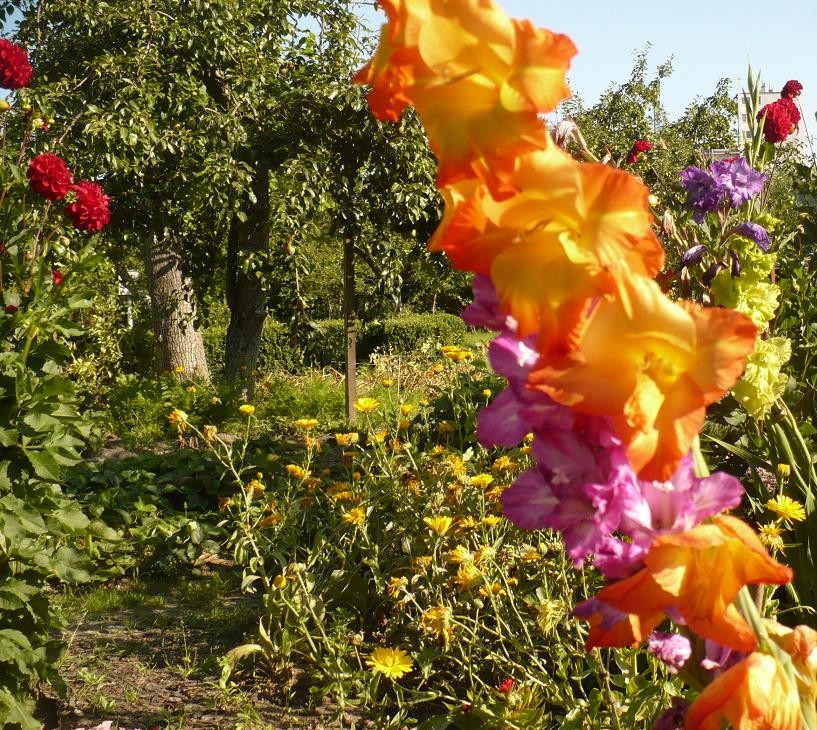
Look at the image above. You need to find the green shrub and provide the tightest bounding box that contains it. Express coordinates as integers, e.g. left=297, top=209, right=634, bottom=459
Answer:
left=204, top=313, right=469, bottom=374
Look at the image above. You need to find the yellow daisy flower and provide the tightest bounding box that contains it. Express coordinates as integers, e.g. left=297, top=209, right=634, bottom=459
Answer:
left=386, top=576, right=408, bottom=598
left=479, top=582, right=505, bottom=599
left=470, top=473, right=494, bottom=489
left=759, top=523, right=785, bottom=553
left=767, top=495, right=806, bottom=523
left=168, top=408, right=189, bottom=433
left=424, top=515, right=454, bottom=535
left=286, top=464, right=308, bottom=480
left=353, top=397, right=380, bottom=414
left=448, top=545, right=474, bottom=564
left=452, top=562, right=483, bottom=591
left=295, top=418, right=318, bottom=430
left=342, top=507, right=366, bottom=527
left=366, top=647, right=413, bottom=680
left=335, top=432, right=360, bottom=446
left=482, top=515, right=502, bottom=527
left=419, top=604, right=455, bottom=646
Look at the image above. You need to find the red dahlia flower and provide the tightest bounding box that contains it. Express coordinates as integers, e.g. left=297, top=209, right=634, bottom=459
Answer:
left=52, top=270, right=63, bottom=286
left=781, top=79, right=803, bottom=99
left=27, top=153, right=73, bottom=201
left=757, top=99, right=797, bottom=143
left=626, top=138, right=653, bottom=164
left=64, top=180, right=111, bottom=233
left=0, top=38, right=33, bottom=90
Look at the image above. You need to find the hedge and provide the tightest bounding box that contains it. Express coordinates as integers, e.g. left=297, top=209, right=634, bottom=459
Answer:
left=202, top=313, right=467, bottom=374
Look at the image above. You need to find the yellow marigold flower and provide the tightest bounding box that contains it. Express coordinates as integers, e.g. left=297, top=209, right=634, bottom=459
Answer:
left=382, top=378, right=396, bottom=388
left=457, top=516, right=479, bottom=531
left=368, top=431, right=387, bottom=445
left=186, top=385, right=197, bottom=393
left=330, top=490, right=356, bottom=503
left=366, top=647, right=413, bottom=680
left=758, top=523, right=785, bottom=553
left=354, top=397, right=380, bottom=414
left=767, top=495, right=806, bottom=523
left=174, top=364, right=186, bottom=373
left=485, top=485, right=508, bottom=502
left=273, top=574, right=287, bottom=590
left=429, top=445, right=448, bottom=457
left=413, top=555, right=433, bottom=574
left=536, top=599, right=565, bottom=636
left=424, top=515, right=454, bottom=535
left=479, top=582, right=505, bottom=599
left=470, top=473, right=494, bottom=489
left=295, top=418, right=318, bottom=430
left=168, top=408, right=189, bottom=433
left=246, top=479, right=265, bottom=497
left=482, top=515, right=502, bottom=527
left=420, top=604, right=454, bottom=646
left=328, top=481, right=351, bottom=495
left=239, top=404, right=255, bottom=416
left=304, top=436, right=322, bottom=453
left=397, top=418, right=411, bottom=431
left=520, top=547, right=542, bottom=563
left=447, top=455, right=467, bottom=476
left=335, top=432, right=360, bottom=446
left=448, top=545, right=474, bottom=564
left=429, top=363, right=444, bottom=374
left=400, top=403, right=414, bottom=417
left=258, top=512, right=282, bottom=528
left=440, top=345, right=459, bottom=354
left=453, top=562, right=483, bottom=591
left=286, top=464, right=308, bottom=480
left=507, top=576, right=519, bottom=588
left=405, top=477, right=421, bottom=496
left=443, top=349, right=472, bottom=363
left=202, top=424, right=218, bottom=441
left=387, top=576, right=408, bottom=598
left=492, top=456, right=517, bottom=472
left=343, top=506, right=366, bottom=527
left=473, top=545, right=495, bottom=565
left=352, top=470, right=362, bottom=481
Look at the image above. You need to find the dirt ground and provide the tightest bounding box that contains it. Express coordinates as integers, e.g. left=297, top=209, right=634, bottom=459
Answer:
left=39, top=581, right=370, bottom=730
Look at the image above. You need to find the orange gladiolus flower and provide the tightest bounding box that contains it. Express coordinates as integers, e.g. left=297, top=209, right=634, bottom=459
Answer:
left=354, top=0, right=577, bottom=193
left=685, top=653, right=801, bottom=730
left=583, top=516, right=792, bottom=653
left=530, top=269, right=757, bottom=479
left=767, top=621, right=817, bottom=706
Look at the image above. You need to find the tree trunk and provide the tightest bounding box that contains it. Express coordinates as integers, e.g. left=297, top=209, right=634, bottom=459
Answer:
left=343, top=233, right=357, bottom=424
left=143, top=232, right=210, bottom=381
left=225, top=161, right=271, bottom=396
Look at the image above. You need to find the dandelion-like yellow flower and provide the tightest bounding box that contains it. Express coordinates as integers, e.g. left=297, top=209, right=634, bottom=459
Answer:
left=168, top=408, right=189, bottom=433
left=387, top=576, right=408, bottom=598
left=186, top=385, right=197, bottom=394
left=258, top=512, right=282, bottom=528
left=398, top=418, right=411, bottom=431
left=286, top=464, right=308, bottom=480
left=536, top=599, right=565, bottom=636
left=482, top=389, right=492, bottom=398
left=354, top=397, right=380, bottom=414
left=492, top=456, right=517, bottom=472
left=457, top=516, right=479, bottom=531
left=758, top=523, right=785, bottom=553
left=400, top=403, right=414, bottom=417
left=239, top=404, right=256, bottom=416
left=523, top=432, right=535, bottom=445
left=295, top=418, right=319, bottom=430
left=366, top=647, right=413, bottom=680
left=447, top=455, right=467, bottom=477
left=429, top=445, right=448, bottom=458
left=470, top=473, right=494, bottom=489
left=453, top=562, right=483, bottom=591
left=424, top=515, right=454, bottom=535
left=767, top=495, right=806, bottom=523
left=202, top=424, right=217, bottom=441
left=482, top=515, right=502, bottom=527
left=479, top=582, right=505, bottom=599
left=420, top=604, right=455, bottom=646
left=368, top=431, right=387, bottom=445
left=448, top=545, right=474, bottom=564
left=413, top=555, right=433, bottom=575
left=246, top=479, right=265, bottom=497
left=520, top=547, right=542, bottom=563
left=776, top=463, right=791, bottom=480
left=335, top=432, right=360, bottom=446
left=343, top=506, right=367, bottom=527
left=473, top=545, right=495, bottom=565
left=382, top=378, right=396, bottom=387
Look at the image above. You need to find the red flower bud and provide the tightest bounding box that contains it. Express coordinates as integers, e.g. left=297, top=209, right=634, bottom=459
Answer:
left=52, top=270, right=64, bottom=286
left=498, top=678, right=515, bottom=694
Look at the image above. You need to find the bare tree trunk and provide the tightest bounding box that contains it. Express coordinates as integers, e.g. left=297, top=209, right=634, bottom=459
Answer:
left=225, top=161, right=271, bottom=396
left=143, top=232, right=210, bottom=381
left=343, top=233, right=357, bottom=424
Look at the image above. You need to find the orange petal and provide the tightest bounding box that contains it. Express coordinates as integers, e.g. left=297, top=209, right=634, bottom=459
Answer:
left=685, top=653, right=801, bottom=730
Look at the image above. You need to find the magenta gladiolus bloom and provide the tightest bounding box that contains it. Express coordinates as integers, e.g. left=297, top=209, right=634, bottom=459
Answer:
left=647, top=632, right=692, bottom=673
left=710, top=157, right=766, bottom=208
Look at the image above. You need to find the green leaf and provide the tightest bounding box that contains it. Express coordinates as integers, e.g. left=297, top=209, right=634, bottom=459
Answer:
left=51, top=546, right=94, bottom=583
left=24, top=449, right=63, bottom=481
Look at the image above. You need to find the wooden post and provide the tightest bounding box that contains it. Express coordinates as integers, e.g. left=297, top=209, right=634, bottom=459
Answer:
left=343, top=234, right=357, bottom=424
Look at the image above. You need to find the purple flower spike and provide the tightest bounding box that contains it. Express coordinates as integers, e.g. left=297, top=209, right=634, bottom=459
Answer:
left=647, top=632, right=692, bottom=674
left=680, top=244, right=707, bottom=268
left=679, top=166, right=721, bottom=223
left=734, top=221, right=771, bottom=252
left=710, top=157, right=767, bottom=208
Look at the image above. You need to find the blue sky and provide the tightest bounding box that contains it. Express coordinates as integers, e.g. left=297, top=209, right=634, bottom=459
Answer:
left=359, top=0, right=816, bottom=135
